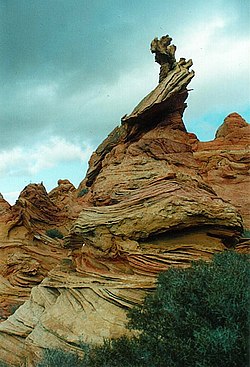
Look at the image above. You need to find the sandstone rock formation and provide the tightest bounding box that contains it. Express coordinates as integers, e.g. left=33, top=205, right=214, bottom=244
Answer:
left=0, top=183, right=74, bottom=321
left=151, top=35, right=177, bottom=82
left=0, top=194, right=11, bottom=216
left=190, top=112, right=250, bottom=228
left=0, top=35, right=248, bottom=366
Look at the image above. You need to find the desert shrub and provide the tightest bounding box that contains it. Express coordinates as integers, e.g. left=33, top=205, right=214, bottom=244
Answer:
left=38, top=339, right=143, bottom=367
left=45, top=228, right=64, bottom=239
left=83, top=337, right=145, bottom=367
left=78, top=188, right=89, bottom=197
left=37, top=348, right=82, bottom=367
left=242, top=228, right=250, bottom=238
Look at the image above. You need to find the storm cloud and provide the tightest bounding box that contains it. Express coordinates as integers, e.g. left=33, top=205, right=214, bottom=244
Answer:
left=0, top=0, right=249, bottom=201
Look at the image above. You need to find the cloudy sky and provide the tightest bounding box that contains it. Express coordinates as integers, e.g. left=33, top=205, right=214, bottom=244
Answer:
left=0, top=0, right=249, bottom=204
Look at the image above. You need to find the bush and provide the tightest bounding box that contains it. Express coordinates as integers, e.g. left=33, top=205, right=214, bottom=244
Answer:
left=39, top=339, right=143, bottom=367
left=78, top=188, right=89, bottom=197
left=45, top=228, right=64, bottom=239
left=38, top=251, right=249, bottom=367
left=242, top=228, right=250, bottom=238
left=84, top=337, right=145, bottom=367
left=37, top=348, right=83, bottom=367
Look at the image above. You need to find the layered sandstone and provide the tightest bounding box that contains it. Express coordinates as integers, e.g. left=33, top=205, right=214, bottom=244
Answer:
left=190, top=113, right=250, bottom=228
left=0, top=35, right=248, bottom=366
left=0, top=183, right=76, bottom=321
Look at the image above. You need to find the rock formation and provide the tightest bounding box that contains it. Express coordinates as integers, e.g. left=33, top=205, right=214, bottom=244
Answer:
left=190, top=113, right=250, bottom=228
left=0, top=35, right=248, bottom=366
left=0, top=183, right=75, bottom=322
left=151, top=35, right=177, bottom=82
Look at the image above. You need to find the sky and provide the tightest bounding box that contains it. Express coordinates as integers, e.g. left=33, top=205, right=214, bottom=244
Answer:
left=0, top=0, right=249, bottom=204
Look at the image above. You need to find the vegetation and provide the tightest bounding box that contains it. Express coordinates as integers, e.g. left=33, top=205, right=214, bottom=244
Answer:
left=242, top=228, right=250, bottom=238
left=36, top=348, right=83, bottom=367
left=45, top=228, right=64, bottom=239
left=77, top=188, right=89, bottom=197
left=2, top=251, right=249, bottom=367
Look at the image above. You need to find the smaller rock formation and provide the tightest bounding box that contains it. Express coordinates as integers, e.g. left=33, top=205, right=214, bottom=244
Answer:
left=191, top=113, right=250, bottom=228
left=0, top=183, right=73, bottom=321
left=0, top=194, right=11, bottom=216
left=49, top=179, right=79, bottom=219
left=216, top=112, right=248, bottom=138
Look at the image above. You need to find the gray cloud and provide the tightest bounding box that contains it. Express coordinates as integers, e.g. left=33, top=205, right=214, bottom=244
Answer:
left=0, top=0, right=249, bottom=150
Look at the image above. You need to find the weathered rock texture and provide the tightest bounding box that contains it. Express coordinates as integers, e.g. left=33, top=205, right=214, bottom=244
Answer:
left=0, top=35, right=249, bottom=366
left=0, top=182, right=77, bottom=321
left=151, top=35, right=177, bottom=82
left=190, top=112, right=250, bottom=228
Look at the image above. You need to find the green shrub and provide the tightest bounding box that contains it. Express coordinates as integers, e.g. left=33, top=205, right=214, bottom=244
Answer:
left=78, top=188, right=89, bottom=197
left=242, top=228, right=250, bottom=238
left=38, top=339, right=142, bottom=367
left=37, top=348, right=82, bottom=367
left=84, top=337, right=145, bottom=367
left=45, top=228, right=64, bottom=239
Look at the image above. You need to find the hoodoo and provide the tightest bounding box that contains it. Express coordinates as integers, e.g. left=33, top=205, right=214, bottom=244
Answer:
left=0, top=36, right=248, bottom=366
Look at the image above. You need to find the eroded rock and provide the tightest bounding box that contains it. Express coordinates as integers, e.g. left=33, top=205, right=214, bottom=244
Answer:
left=192, top=113, right=250, bottom=228
left=0, top=184, right=72, bottom=321
left=0, top=36, right=248, bottom=366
